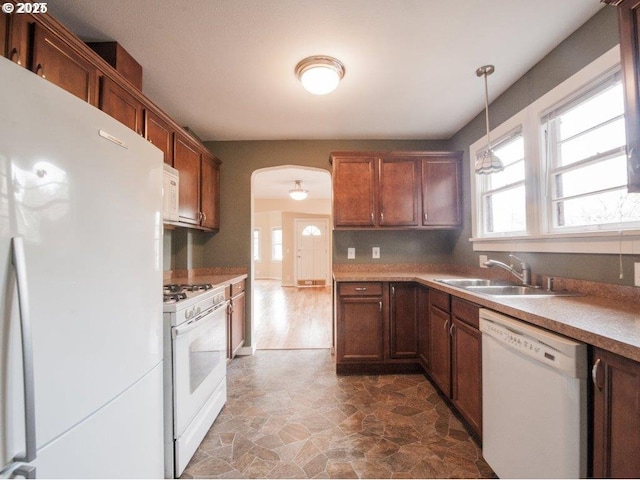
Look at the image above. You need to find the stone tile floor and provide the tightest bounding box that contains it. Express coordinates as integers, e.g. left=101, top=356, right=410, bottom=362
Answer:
left=180, top=349, right=495, bottom=479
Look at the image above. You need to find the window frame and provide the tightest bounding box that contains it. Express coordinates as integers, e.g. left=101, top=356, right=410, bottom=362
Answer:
left=271, top=227, right=283, bottom=262
left=470, top=45, right=640, bottom=254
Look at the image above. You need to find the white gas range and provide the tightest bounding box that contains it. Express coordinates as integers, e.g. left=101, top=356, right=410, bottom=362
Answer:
left=162, top=283, right=228, bottom=478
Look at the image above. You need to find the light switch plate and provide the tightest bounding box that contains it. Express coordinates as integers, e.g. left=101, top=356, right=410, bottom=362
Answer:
left=635, top=262, right=640, bottom=287
left=372, top=247, right=380, bottom=259
left=479, top=255, right=488, bottom=268
left=347, top=248, right=355, bottom=259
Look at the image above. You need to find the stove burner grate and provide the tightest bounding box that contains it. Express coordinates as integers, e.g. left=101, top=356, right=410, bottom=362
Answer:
left=163, top=292, right=187, bottom=304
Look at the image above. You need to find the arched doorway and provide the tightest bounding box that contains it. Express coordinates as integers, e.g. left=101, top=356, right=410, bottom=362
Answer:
left=250, top=166, right=332, bottom=349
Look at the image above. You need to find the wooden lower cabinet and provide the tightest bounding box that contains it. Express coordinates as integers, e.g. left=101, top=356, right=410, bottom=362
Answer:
left=428, top=290, right=452, bottom=397
left=592, top=346, right=640, bottom=478
left=1, top=12, right=8, bottom=58
left=426, top=290, right=482, bottom=438
left=336, top=283, right=384, bottom=367
left=228, top=279, right=246, bottom=359
left=389, top=283, right=418, bottom=359
left=417, top=286, right=430, bottom=370
left=450, top=297, right=481, bottom=437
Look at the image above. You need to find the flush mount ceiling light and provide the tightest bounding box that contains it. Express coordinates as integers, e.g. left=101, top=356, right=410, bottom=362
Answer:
left=289, top=180, right=308, bottom=200
left=295, top=56, right=345, bottom=95
left=475, top=65, right=504, bottom=175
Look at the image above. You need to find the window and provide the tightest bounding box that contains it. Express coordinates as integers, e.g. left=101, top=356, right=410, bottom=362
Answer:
left=301, top=225, right=322, bottom=236
left=543, top=72, right=640, bottom=231
left=271, top=227, right=282, bottom=261
left=253, top=228, right=261, bottom=261
left=470, top=46, right=640, bottom=254
left=478, top=130, right=526, bottom=235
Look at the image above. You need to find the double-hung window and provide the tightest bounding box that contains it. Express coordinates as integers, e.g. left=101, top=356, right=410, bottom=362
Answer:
left=477, top=129, right=526, bottom=235
left=271, top=227, right=282, bottom=261
left=542, top=70, right=640, bottom=231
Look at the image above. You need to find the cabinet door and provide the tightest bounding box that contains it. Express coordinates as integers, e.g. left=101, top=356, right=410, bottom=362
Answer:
left=32, top=23, right=97, bottom=105
left=422, top=155, right=462, bottom=227
left=337, top=296, right=384, bottom=363
left=1, top=12, right=7, bottom=58
left=379, top=157, right=420, bottom=226
left=332, top=156, right=376, bottom=227
left=451, top=317, right=482, bottom=438
left=428, top=303, right=451, bottom=397
left=200, top=151, right=221, bottom=230
left=230, top=291, right=245, bottom=358
left=592, top=347, right=640, bottom=478
left=6, top=11, right=30, bottom=67
left=389, top=283, right=418, bottom=359
left=173, top=132, right=201, bottom=225
left=609, top=0, right=640, bottom=191
left=99, top=76, right=144, bottom=135
left=417, top=286, right=429, bottom=370
left=145, top=109, right=174, bottom=165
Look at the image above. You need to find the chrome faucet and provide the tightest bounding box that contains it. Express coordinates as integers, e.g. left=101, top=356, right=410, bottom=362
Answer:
left=484, top=254, right=532, bottom=285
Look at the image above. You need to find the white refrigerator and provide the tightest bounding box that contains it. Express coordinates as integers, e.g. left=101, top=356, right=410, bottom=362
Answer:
left=0, top=57, right=165, bottom=478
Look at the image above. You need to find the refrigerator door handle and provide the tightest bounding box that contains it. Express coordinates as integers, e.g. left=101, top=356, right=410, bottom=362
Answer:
left=11, top=237, right=37, bottom=464
left=10, top=464, right=37, bottom=479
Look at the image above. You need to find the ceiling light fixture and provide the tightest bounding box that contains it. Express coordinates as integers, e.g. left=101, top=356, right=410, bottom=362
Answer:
left=295, top=56, right=345, bottom=95
left=475, top=65, right=504, bottom=175
left=289, top=180, right=308, bottom=200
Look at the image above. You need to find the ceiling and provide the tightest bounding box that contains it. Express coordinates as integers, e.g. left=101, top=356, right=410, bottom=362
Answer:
left=253, top=167, right=331, bottom=200
left=47, top=1, right=604, bottom=142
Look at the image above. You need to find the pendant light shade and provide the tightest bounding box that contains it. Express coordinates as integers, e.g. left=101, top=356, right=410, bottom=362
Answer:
left=295, top=56, right=345, bottom=95
left=475, top=65, right=504, bottom=175
left=289, top=180, right=308, bottom=200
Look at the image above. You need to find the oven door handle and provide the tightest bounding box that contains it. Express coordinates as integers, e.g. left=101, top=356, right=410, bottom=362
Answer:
left=173, top=301, right=228, bottom=338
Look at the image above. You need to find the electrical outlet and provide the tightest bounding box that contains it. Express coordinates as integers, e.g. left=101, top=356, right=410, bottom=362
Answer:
left=372, top=247, right=380, bottom=259
left=347, top=248, right=355, bottom=259
left=635, top=262, right=640, bottom=287
left=479, top=255, right=488, bottom=268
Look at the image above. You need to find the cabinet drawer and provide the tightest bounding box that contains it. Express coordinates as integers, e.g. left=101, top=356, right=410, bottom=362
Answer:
left=339, top=282, right=383, bottom=296
left=429, top=289, right=450, bottom=312
left=231, top=279, right=246, bottom=297
left=452, top=297, right=479, bottom=329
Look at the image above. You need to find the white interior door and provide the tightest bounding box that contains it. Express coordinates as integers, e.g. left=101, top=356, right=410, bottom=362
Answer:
left=295, top=219, right=328, bottom=285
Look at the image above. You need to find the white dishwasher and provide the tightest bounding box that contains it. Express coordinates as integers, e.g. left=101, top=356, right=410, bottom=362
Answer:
left=480, top=309, right=588, bottom=479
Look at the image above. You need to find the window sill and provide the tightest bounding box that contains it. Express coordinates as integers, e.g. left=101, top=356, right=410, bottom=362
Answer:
left=470, top=230, right=640, bottom=254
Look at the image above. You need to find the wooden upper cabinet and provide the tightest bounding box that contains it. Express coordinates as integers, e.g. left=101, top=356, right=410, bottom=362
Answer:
left=422, top=153, right=462, bottom=227
left=331, top=151, right=462, bottom=230
left=1, top=12, right=8, bottom=58
left=200, top=151, right=221, bottom=230
left=332, top=155, right=376, bottom=227
left=379, top=157, right=420, bottom=226
left=99, top=76, right=144, bottom=135
left=145, top=109, right=174, bottom=165
left=605, top=0, right=640, bottom=191
left=6, top=11, right=31, bottom=67
left=174, top=132, right=201, bottom=225
left=32, top=23, right=97, bottom=105
left=592, top=346, right=640, bottom=478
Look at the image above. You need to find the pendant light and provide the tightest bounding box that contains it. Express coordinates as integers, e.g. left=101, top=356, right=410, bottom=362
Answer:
left=289, top=180, right=308, bottom=200
left=475, top=65, right=504, bottom=174
left=295, top=56, right=345, bottom=95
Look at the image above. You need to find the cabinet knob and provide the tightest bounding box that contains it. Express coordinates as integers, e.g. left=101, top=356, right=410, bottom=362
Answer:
left=449, top=323, right=455, bottom=337
left=424, top=212, right=428, bottom=222
left=370, top=212, right=374, bottom=223
left=443, top=318, right=450, bottom=332
left=380, top=212, right=384, bottom=222
left=35, top=64, right=45, bottom=79
left=10, top=48, right=22, bottom=66
left=379, top=301, right=382, bottom=312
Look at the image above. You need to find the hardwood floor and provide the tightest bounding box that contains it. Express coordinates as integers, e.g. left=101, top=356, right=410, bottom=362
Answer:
left=253, top=279, right=332, bottom=349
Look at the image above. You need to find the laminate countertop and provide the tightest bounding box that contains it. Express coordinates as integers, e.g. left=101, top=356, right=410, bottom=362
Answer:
left=333, top=271, right=640, bottom=363
left=167, top=273, right=248, bottom=291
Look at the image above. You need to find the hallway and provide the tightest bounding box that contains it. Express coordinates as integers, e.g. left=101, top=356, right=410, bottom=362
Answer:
left=179, top=350, right=493, bottom=479
left=253, top=279, right=332, bottom=349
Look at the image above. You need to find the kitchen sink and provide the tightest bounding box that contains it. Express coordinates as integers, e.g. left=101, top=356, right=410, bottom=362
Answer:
left=436, top=278, right=582, bottom=297
left=435, top=278, right=516, bottom=287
